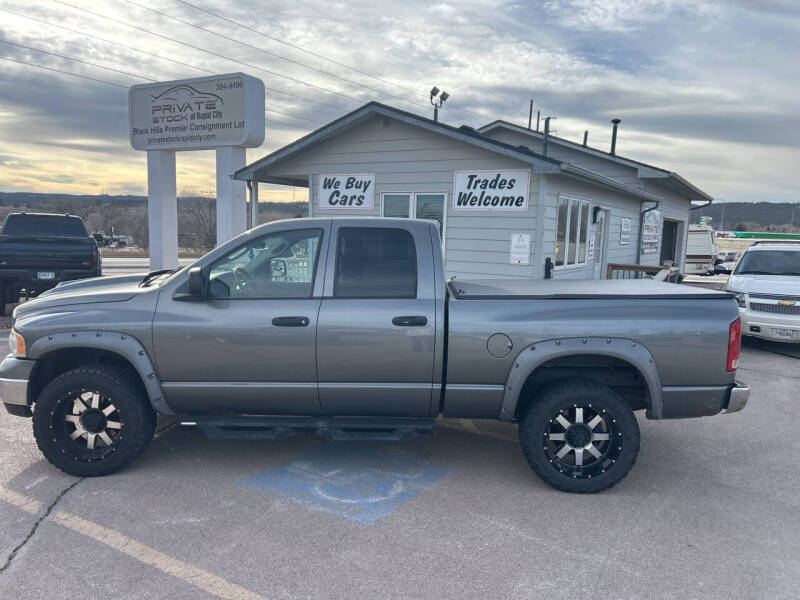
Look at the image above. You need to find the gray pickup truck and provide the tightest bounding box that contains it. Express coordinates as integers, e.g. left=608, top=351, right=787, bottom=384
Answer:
left=0, top=218, right=749, bottom=493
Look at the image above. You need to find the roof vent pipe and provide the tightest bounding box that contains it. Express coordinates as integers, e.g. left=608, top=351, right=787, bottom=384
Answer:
left=543, top=117, right=551, bottom=156
left=610, top=118, right=621, bottom=155
left=583, top=130, right=588, bottom=146
left=528, top=99, right=534, bottom=130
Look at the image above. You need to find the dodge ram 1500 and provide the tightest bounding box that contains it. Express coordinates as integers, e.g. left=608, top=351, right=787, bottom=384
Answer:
left=0, top=218, right=749, bottom=493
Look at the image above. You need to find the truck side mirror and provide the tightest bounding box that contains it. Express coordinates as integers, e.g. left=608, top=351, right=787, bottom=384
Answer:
left=174, top=266, right=207, bottom=300
left=187, top=266, right=205, bottom=297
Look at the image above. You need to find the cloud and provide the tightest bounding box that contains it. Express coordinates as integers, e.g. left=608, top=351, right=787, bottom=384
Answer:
left=0, top=0, right=797, bottom=202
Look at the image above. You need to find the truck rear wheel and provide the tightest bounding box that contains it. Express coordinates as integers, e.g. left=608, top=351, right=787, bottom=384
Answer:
left=518, top=379, right=640, bottom=493
left=32, top=366, right=156, bottom=477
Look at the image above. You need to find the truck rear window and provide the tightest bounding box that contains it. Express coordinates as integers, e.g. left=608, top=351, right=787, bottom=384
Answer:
left=1, top=214, right=88, bottom=237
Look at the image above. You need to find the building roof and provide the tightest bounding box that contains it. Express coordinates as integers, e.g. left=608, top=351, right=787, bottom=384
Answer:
left=234, top=102, right=668, bottom=203
left=478, top=120, right=713, bottom=202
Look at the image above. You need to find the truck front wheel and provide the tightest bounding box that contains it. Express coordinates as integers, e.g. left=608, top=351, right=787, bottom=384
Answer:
left=32, top=366, right=156, bottom=477
left=519, top=380, right=640, bottom=493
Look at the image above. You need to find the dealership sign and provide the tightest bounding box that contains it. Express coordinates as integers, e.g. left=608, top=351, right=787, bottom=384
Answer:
left=641, top=209, right=662, bottom=254
left=453, top=170, right=530, bottom=211
left=128, top=73, right=265, bottom=151
left=318, top=174, right=375, bottom=209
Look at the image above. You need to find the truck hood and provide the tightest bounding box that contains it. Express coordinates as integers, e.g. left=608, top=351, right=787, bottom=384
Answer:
left=14, top=273, right=147, bottom=316
left=726, top=274, right=800, bottom=296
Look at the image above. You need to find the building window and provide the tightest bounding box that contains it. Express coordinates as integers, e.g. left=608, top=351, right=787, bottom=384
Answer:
left=555, top=196, right=590, bottom=268
left=381, top=193, right=446, bottom=240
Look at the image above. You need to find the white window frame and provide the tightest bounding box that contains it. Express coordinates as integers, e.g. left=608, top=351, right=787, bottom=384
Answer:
left=380, top=191, right=448, bottom=255
left=555, top=194, right=591, bottom=269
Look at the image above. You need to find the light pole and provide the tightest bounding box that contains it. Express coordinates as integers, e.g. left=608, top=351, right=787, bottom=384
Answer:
left=430, top=87, right=449, bottom=122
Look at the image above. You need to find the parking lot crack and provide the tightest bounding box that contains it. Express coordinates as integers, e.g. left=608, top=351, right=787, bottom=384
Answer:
left=0, top=478, right=83, bottom=575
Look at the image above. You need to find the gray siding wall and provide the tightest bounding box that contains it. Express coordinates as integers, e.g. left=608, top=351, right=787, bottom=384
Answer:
left=257, top=117, right=693, bottom=281
left=640, top=180, right=692, bottom=270
left=544, top=174, right=644, bottom=280
left=485, top=126, right=694, bottom=275
left=261, top=115, right=541, bottom=279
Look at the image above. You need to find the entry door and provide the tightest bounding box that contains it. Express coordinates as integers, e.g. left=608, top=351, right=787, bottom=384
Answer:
left=316, top=223, right=437, bottom=417
left=153, top=226, right=328, bottom=415
left=593, top=211, right=607, bottom=279
left=660, top=220, right=679, bottom=266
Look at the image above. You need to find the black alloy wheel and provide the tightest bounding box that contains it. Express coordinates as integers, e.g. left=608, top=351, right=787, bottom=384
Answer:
left=33, top=366, right=156, bottom=477
left=519, top=379, right=640, bottom=493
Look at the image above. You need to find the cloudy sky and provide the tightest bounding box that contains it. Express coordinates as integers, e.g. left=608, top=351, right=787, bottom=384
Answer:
left=0, top=0, right=798, bottom=202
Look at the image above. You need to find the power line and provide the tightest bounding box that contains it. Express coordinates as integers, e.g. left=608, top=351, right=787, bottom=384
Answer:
left=52, top=0, right=366, bottom=106
left=122, top=0, right=426, bottom=114
left=0, top=55, right=314, bottom=131
left=173, top=0, right=424, bottom=102
left=0, top=55, right=128, bottom=88
left=0, top=38, right=150, bottom=82
left=3, top=6, right=350, bottom=112
left=174, top=0, right=489, bottom=122
left=0, top=7, right=211, bottom=76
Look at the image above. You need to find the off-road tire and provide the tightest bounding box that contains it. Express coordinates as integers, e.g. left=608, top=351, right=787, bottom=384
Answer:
left=519, top=379, right=640, bottom=493
left=33, top=366, right=156, bottom=477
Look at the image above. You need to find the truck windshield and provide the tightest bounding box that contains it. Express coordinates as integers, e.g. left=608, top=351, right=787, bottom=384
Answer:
left=734, top=250, right=800, bottom=276
left=1, top=214, right=88, bottom=237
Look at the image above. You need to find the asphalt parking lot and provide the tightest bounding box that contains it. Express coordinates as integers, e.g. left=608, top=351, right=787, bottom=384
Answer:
left=0, top=338, right=798, bottom=599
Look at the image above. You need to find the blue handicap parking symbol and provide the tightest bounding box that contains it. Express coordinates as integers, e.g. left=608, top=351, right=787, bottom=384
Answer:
left=239, top=444, right=450, bottom=525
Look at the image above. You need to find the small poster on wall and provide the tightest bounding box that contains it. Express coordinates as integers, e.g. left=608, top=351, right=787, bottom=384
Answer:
left=620, top=217, right=631, bottom=245
left=510, top=233, right=531, bottom=265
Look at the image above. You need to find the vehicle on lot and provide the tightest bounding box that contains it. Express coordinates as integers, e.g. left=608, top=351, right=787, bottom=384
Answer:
left=686, top=224, right=718, bottom=275
left=0, top=212, right=101, bottom=315
left=724, top=242, right=800, bottom=343
left=1, top=218, right=749, bottom=493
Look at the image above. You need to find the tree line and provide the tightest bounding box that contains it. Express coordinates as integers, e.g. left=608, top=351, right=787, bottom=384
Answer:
left=0, top=193, right=306, bottom=250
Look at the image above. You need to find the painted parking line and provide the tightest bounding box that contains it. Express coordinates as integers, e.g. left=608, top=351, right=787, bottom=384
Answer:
left=0, top=486, right=264, bottom=600
left=240, top=444, right=449, bottom=525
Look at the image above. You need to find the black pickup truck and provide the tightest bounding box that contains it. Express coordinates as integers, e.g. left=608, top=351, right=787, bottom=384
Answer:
left=0, top=213, right=101, bottom=315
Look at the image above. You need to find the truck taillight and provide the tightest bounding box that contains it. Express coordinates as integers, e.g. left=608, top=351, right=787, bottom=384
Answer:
left=727, top=318, right=741, bottom=372
left=91, top=243, right=99, bottom=268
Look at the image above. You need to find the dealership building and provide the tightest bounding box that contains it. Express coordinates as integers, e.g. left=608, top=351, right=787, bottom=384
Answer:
left=234, top=102, right=713, bottom=280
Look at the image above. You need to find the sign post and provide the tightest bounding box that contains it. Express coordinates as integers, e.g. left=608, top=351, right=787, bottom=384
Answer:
left=129, top=73, right=265, bottom=270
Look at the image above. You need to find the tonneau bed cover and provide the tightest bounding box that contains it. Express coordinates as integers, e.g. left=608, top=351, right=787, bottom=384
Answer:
left=448, top=278, right=734, bottom=300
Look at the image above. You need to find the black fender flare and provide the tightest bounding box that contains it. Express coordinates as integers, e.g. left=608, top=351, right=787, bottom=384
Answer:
left=498, top=337, right=663, bottom=421
left=27, top=330, right=172, bottom=415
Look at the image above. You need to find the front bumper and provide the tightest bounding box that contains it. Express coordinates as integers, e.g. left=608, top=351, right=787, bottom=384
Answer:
left=0, top=355, right=35, bottom=417
left=739, top=305, right=800, bottom=343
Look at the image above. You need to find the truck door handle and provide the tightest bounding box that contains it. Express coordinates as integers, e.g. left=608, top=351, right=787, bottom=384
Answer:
left=271, top=316, right=310, bottom=327
left=392, top=316, right=427, bottom=327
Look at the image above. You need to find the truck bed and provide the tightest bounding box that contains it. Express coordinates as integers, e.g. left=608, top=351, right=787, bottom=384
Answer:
left=448, top=278, right=734, bottom=300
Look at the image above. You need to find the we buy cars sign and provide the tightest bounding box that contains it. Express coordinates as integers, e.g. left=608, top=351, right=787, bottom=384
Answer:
left=453, top=170, right=530, bottom=211
left=317, top=174, right=375, bottom=209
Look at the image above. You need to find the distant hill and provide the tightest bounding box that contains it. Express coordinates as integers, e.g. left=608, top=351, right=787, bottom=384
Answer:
left=0, top=192, right=307, bottom=249
left=691, top=201, right=800, bottom=231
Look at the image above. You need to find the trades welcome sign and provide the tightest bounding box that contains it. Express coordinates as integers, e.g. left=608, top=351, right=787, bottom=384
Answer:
left=453, top=170, right=530, bottom=211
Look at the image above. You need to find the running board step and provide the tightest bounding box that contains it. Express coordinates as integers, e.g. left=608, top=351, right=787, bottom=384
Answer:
left=180, top=416, right=437, bottom=442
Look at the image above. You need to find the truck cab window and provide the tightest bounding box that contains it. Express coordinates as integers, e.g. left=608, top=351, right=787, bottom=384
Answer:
left=208, top=228, right=322, bottom=298
left=334, top=227, right=417, bottom=298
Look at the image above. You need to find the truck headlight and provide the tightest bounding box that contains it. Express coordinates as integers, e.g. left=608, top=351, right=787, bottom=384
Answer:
left=734, top=292, right=746, bottom=308
left=8, top=330, right=26, bottom=357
